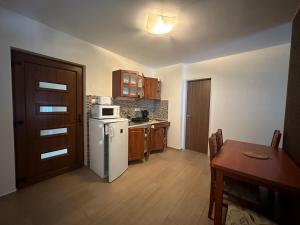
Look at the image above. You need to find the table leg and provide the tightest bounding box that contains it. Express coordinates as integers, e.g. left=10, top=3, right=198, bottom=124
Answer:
left=214, top=170, right=224, bottom=225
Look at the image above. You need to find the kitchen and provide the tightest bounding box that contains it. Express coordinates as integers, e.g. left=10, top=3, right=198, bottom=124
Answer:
left=88, top=70, right=170, bottom=182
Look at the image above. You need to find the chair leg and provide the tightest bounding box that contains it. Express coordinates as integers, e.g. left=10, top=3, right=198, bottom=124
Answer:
left=208, top=183, right=214, bottom=219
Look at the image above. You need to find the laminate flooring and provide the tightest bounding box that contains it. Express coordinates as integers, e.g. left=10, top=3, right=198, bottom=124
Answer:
left=0, top=149, right=213, bottom=225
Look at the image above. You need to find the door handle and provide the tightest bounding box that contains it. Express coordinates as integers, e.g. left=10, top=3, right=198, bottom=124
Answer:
left=186, top=115, right=191, bottom=118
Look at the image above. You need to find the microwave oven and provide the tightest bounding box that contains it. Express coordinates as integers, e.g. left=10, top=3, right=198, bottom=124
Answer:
left=91, top=105, right=120, bottom=119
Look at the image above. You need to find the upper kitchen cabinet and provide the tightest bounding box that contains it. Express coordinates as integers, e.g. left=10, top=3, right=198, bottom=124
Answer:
left=112, top=70, right=160, bottom=99
left=137, top=75, right=144, bottom=98
left=112, top=70, right=144, bottom=98
left=144, top=77, right=161, bottom=100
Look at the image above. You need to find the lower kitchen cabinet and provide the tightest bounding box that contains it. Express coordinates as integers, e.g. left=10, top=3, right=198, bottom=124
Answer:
left=128, top=128, right=145, bottom=161
left=149, top=127, right=165, bottom=151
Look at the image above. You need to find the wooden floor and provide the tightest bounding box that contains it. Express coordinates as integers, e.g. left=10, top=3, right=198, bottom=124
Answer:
left=0, top=149, right=213, bottom=225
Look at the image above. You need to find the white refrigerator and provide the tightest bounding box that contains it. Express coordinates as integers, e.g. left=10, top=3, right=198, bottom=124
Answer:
left=89, top=118, right=128, bottom=182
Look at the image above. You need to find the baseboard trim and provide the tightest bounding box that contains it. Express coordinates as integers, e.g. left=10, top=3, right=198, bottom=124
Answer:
left=0, top=188, right=17, bottom=198
left=167, top=146, right=183, bottom=151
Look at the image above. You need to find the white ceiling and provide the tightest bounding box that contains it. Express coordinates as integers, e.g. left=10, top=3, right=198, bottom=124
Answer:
left=0, top=0, right=299, bottom=67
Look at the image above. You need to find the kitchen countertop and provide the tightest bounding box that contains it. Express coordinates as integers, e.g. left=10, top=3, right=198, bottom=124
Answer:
left=128, top=119, right=169, bottom=128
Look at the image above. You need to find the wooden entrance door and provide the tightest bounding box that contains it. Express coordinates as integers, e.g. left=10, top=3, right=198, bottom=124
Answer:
left=185, top=79, right=211, bottom=153
left=283, top=8, right=300, bottom=167
left=11, top=49, right=84, bottom=188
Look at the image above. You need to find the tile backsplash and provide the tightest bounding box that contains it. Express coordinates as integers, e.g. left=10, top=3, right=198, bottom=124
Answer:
left=86, top=95, right=168, bottom=120
left=113, top=98, right=168, bottom=120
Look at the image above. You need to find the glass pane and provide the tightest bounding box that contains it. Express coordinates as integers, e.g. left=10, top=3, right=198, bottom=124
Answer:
left=39, top=82, right=67, bottom=91
left=138, top=87, right=143, bottom=97
left=123, top=73, right=129, bottom=84
left=41, top=148, right=68, bottom=159
left=130, top=87, right=137, bottom=96
left=40, top=106, right=67, bottom=113
left=131, top=75, right=137, bottom=85
left=40, top=128, right=67, bottom=136
left=122, top=87, right=129, bottom=95
left=138, top=78, right=143, bottom=88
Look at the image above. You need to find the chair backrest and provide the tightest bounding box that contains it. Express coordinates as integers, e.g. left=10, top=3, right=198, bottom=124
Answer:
left=209, top=134, right=218, bottom=161
left=216, top=129, right=223, bottom=151
left=209, top=134, right=218, bottom=185
left=271, top=130, right=281, bottom=149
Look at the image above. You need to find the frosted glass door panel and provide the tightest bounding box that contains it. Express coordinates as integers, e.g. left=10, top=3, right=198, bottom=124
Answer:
left=138, top=78, right=143, bottom=88
left=41, top=148, right=68, bottom=159
left=138, top=88, right=143, bottom=97
left=40, top=106, right=67, bottom=113
left=39, top=82, right=67, bottom=91
left=122, top=87, right=129, bottom=95
left=40, top=128, right=68, bottom=136
left=130, top=87, right=137, bottom=96
left=123, top=73, right=129, bottom=84
left=130, top=75, right=137, bottom=85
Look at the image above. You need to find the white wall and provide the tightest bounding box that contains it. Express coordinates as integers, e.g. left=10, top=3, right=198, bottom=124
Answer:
left=157, top=44, right=290, bottom=153
left=186, top=44, right=290, bottom=146
left=156, top=64, right=184, bottom=149
left=0, top=6, right=153, bottom=197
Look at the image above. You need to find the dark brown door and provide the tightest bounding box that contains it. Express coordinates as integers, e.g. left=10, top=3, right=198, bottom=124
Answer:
left=128, top=128, right=145, bottom=161
left=11, top=49, right=84, bottom=188
left=185, top=79, right=211, bottom=153
left=283, top=8, right=300, bottom=167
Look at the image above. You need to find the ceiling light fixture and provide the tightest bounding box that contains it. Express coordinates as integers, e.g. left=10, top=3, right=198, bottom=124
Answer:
left=146, top=13, right=176, bottom=35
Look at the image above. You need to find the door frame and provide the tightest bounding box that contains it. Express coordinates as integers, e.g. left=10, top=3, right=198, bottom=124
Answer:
left=182, top=78, right=212, bottom=153
left=10, top=47, right=86, bottom=187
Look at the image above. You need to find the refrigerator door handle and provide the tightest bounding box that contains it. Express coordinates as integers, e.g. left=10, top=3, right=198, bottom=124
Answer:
left=104, top=125, right=110, bottom=135
left=109, top=126, right=114, bottom=138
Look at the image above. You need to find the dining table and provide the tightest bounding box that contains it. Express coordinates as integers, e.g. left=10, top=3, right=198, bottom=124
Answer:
left=211, top=140, right=300, bottom=225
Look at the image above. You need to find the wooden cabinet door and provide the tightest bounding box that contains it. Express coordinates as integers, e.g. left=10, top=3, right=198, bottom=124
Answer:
left=151, top=78, right=158, bottom=99
left=112, top=70, right=139, bottom=98
left=149, top=127, right=165, bottom=151
left=145, top=77, right=159, bottom=99
left=156, top=81, right=161, bottom=99
left=128, top=128, right=145, bottom=161
left=121, top=71, right=138, bottom=97
left=137, top=75, right=144, bottom=98
left=128, top=72, right=138, bottom=97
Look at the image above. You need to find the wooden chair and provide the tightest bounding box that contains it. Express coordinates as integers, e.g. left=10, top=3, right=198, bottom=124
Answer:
left=271, top=130, right=281, bottom=149
left=208, top=134, right=218, bottom=219
left=215, top=129, right=223, bottom=152
left=208, top=134, right=260, bottom=220
left=268, top=130, right=282, bottom=199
